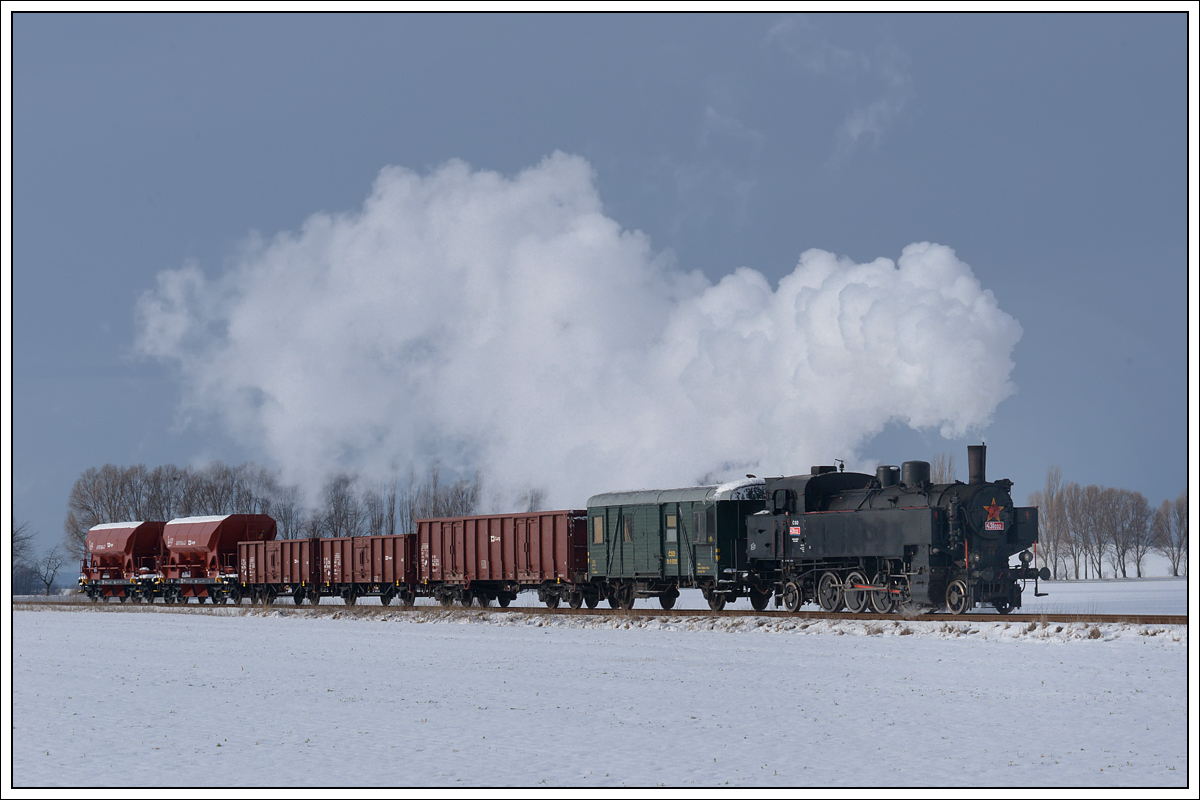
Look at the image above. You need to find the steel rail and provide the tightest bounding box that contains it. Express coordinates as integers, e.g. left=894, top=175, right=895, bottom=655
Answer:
left=13, top=598, right=1187, bottom=626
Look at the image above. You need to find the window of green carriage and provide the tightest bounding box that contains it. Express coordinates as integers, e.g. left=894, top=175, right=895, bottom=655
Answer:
left=593, top=516, right=604, bottom=544
left=665, top=514, right=677, bottom=543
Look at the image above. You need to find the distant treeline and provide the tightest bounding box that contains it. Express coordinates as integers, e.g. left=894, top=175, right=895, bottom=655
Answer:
left=1027, top=467, right=1188, bottom=579
left=61, top=462, right=544, bottom=560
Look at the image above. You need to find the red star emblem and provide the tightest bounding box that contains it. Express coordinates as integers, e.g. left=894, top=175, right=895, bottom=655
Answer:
left=985, top=499, right=1002, bottom=522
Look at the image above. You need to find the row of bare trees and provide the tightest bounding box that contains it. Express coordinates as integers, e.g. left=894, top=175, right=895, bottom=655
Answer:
left=63, top=461, right=495, bottom=559
left=1028, top=466, right=1188, bottom=579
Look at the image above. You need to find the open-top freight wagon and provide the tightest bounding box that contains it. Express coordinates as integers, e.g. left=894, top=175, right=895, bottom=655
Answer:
left=416, top=510, right=589, bottom=607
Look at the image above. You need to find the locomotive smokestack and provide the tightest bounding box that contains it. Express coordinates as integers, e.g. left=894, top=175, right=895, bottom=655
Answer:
left=968, top=444, right=986, bottom=485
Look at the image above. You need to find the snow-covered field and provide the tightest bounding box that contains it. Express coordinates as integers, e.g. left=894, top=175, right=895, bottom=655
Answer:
left=9, top=578, right=1194, bottom=789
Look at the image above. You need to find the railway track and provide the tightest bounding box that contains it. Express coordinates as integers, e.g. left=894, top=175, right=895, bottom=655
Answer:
left=14, top=597, right=1186, bottom=626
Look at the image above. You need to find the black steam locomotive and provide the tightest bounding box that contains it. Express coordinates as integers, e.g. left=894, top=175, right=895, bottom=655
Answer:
left=739, top=444, right=1047, bottom=614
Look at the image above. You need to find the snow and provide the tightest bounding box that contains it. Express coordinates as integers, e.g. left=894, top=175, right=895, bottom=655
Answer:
left=8, top=579, right=1194, bottom=789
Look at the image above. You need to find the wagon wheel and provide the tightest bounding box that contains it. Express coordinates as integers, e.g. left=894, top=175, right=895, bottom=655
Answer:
left=197, top=595, right=207, bottom=604
left=294, top=588, right=306, bottom=606
left=497, top=594, right=511, bottom=608
left=343, top=591, right=356, bottom=607
left=749, top=589, right=771, bottom=612
left=946, top=579, right=970, bottom=615
left=843, top=571, right=869, bottom=614
left=659, top=592, right=677, bottom=610
left=782, top=581, right=802, bottom=613
left=477, top=594, right=493, bottom=607
left=379, top=590, right=393, bottom=606
left=584, top=594, right=599, bottom=609
left=544, top=594, right=560, bottom=609
left=568, top=592, right=584, bottom=609
left=620, top=589, right=637, bottom=610
left=89, top=592, right=100, bottom=604
left=869, top=572, right=895, bottom=614
left=705, top=591, right=726, bottom=612
left=264, top=591, right=276, bottom=606
left=399, top=590, right=415, bottom=607
left=118, top=594, right=128, bottom=603
left=309, top=591, right=322, bottom=605
left=460, top=594, right=474, bottom=607
left=163, top=592, right=174, bottom=605
left=438, top=595, right=454, bottom=608
left=817, top=571, right=844, bottom=612
left=993, top=597, right=1014, bottom=615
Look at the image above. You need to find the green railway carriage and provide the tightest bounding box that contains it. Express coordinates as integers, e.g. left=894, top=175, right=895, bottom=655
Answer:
left=586, top=479, right=767, bottom=610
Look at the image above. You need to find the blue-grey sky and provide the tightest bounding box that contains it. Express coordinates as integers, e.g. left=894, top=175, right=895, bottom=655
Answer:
left=9, top=13, right=1193, bottom=559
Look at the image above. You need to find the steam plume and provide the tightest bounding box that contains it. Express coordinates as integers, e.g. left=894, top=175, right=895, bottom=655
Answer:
left=136, top=152, right=1022, bottom=507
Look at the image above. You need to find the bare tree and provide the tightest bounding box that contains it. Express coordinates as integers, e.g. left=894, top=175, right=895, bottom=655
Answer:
left=64, top=466, right=109, bottom=559
left=269, top=482, right=306, bottom=540
left=1060, top=482, right=1088, bottom=579
left=1153, top=489, right=1188, bottom=577
left=1175, top=489, right=1188, bottom=575
left=1122, top=490, right=1154, bottom=578
left=321, top=472, right=365, bottom=538
left=409, top=463, right=481, bottom=521
left=385, top=474, right=398, bottom=537
left=33, top=546, right=67, bottom=596
left=12, top=518, right=38, bottom=591
left=363, top=484, right=386, bottom=537
left=144, top=463, right=189, bottom=521
left=1099, top=488, right=1131, bottom=579
left=930, top=452, right=958, bottom=484
left=1029, top=466, right=1069, bottom=579
left=518, top=487, right=546, bottom=513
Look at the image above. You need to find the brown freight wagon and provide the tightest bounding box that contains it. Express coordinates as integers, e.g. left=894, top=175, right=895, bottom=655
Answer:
left=315, top=535, right=417, bottom=606
left=163, top=514, right=276, bottom=604
left=78, top=521, right=166, bottom=603
left=416, top=511, right=592, bottom=608
left=237, top=538, right=319, bottom=605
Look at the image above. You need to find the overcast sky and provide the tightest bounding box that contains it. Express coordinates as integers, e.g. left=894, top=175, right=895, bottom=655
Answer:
left=8, top=12, right=1195, bottom=556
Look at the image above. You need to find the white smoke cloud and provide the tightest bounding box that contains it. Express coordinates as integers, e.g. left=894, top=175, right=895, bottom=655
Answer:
left=135, top=152, right=1022, bottom=507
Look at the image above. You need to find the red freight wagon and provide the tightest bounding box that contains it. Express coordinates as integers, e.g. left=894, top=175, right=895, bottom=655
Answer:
left=163, top=514, right=276, bottom=603
left=237, top=538, right=319, bottom=605
left=315, top=535, right=417, bottom=606
left=416, top=511, right=591, bottom=608
left=78, top=521, right=166, bottom=603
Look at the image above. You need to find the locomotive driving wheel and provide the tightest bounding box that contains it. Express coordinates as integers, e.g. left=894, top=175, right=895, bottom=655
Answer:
left=782, top=581, right=802, bottom=613
left=869, top=572, right=895, bottom=614
left=843, top=571, right=869, bottom=613
left=817, top=571, right=844, bottom=612
left=946, top=579, right=971, bottom=615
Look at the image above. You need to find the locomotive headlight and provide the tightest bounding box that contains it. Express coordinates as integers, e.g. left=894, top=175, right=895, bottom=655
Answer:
left=972, top=552, right=981, bottom=564
left=1020, top=550, right=1033, bottom=565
